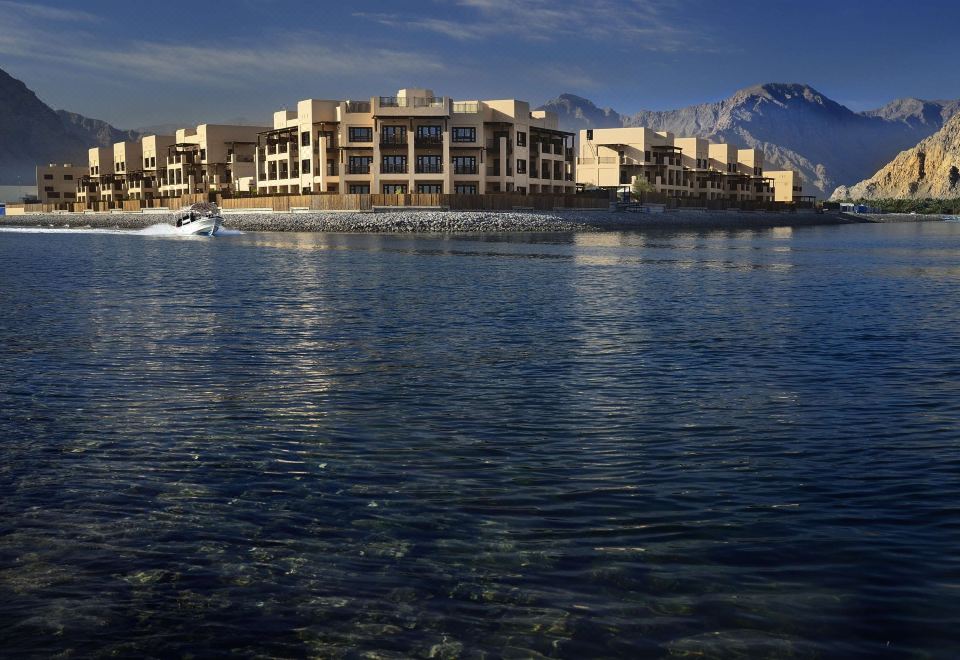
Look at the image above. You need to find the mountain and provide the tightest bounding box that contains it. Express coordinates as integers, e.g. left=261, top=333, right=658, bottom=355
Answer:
left=0, top=67, right=142, bottom=184
left=831, top=113, right=960, bottom=200
left=57, top=110, right=142, bottom=148
left=540, top=84, right=960, bottom=197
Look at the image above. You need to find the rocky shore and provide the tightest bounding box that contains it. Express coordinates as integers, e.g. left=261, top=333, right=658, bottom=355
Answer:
left=3, top=209, right=854, bottom=233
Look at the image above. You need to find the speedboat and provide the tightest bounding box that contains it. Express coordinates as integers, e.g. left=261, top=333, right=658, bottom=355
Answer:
left=174, top=202, right=222, bottom=236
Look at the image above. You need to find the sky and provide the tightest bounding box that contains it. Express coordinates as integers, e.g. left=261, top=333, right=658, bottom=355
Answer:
left=1, top=0, right=958, bottom=130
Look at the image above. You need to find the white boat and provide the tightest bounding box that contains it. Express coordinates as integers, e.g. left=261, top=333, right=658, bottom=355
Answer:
left=173, top=202, right=223, bottom=236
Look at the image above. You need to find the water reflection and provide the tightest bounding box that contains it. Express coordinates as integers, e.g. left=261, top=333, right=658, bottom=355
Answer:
left=2, top=222, right=960, bottom=657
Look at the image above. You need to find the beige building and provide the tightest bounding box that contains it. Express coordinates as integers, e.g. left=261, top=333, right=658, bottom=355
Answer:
left=37, top=163, right=85, bottom=204
left=160, top=124, right=265, bottom=197
left=767, top=170, right=804, bottom=203
left=579, top=129, right=777, bottom=203
left=129, top=134, right=175, bottom=201
left=256, top=88, right=575, bottom=195
left=77, top=147, right=112, bottom=205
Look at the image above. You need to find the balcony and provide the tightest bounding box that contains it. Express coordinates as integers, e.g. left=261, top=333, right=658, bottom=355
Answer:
left=415, top=135, right=443, bottom=147
left=452, top=101, right=479, bottom=114
left=380, top=135, right=407, bottom=148
left=345, top=100, right=371, bottom=114
left=347, top=164, right=371, bottom=174
left=453, top=165, right=477, bottom=175
left=381, top=163, right=408, bottom=174
left=415, top=163, right=443, bottom=174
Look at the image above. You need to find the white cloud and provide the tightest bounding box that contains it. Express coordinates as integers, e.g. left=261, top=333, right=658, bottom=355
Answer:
left=0, top=21, right=447, bottom=86
left=356, top=0, right=707, bottom=52
left=0, top=0, right=100, bottom=22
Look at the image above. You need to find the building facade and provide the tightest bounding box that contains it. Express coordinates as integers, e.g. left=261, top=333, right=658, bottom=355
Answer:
left=37, top=163, right=84, bottom=204
left=578, top=128, right=777, bottom=202
left=160, top=124, right=265, bottom=198
left=766, top=170, right=804, bottom=203
left=255, top=89, right=575, bottom=195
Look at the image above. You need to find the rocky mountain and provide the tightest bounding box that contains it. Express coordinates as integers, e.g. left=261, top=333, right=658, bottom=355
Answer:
left=540, top=84, right=960, bottom=197
left=831, top=113, right=960, bottom=200
left=0, top=67, right=142, bottom=184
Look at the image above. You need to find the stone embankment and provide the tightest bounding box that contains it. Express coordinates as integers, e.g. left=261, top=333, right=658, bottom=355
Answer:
left=3, top=209, right=851, bottom=233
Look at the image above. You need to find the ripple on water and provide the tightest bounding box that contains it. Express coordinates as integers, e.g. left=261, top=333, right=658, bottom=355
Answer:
left=1, top=222, right=960, bottom=656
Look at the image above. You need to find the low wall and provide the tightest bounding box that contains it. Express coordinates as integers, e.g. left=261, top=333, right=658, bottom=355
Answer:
left=8, top=192, right=612, bottom=215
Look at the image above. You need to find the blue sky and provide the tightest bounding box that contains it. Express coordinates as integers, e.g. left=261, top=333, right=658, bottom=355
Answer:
left=1, top=0, right=957, bottom=129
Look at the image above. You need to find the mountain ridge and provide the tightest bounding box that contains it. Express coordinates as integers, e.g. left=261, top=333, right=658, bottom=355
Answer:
left=831, top=112, right=960, bottom=200
left=539, top=83, right=960, bottom=196
left=0, top=67, right=143, bottom=184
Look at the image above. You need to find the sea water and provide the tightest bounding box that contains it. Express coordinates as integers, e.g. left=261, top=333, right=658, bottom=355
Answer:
left=1, top=221, right=959, bottom=657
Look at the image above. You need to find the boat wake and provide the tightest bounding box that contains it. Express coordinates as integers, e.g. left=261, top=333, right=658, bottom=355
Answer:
left=0, top=224, right=242, bottom=236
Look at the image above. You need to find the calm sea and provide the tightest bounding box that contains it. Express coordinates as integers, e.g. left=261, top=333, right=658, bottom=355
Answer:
left=1, top=221, right=959, bottom=658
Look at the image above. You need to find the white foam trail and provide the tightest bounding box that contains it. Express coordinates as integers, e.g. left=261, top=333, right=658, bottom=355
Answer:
left=138, top=223, right=180, bottom=235
left=0, top=223, right=241, bottom=237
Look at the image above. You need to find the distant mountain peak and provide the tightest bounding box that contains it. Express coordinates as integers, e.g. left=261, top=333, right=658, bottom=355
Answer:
left=538, top=82, right=960, bottom=198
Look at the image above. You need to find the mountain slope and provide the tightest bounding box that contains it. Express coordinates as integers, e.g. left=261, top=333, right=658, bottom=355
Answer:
left=831, top=113, right=960, bottom=200
left=540, top=84, right=960, bottom=197
left=0, top=67, right=142, bottom=184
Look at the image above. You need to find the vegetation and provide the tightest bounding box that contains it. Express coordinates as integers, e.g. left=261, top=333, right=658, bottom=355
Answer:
left=838, top=197, right=960, bottom=215
left=630, top=177, right=654, bottom=200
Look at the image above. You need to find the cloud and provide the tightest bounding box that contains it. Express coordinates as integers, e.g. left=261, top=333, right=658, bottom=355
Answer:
left=0, top=22, right=447, bottom=86
left=0, top=0, right=100, bottom=22
left=355, top=0, right=707, bottom=52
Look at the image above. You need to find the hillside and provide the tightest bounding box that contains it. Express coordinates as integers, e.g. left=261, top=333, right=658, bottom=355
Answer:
left=831, top=113, right=960, bottom=200
left=0, top=67, right=142, bottom=184
left=540, top=84, right=960, bottom=197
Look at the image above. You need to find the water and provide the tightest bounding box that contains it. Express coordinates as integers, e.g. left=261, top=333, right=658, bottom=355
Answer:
left=1, top=221, right=959, bottom=658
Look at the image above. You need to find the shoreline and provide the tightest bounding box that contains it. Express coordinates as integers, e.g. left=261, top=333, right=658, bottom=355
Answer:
left=2, top=209, right=867, bottom=233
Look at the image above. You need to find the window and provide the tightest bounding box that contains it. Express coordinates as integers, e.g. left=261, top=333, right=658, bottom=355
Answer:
left=381, top=155, right=407, bottom=173
left=454, top=184, right=477, bottom=194
left=349, top=184, right=370, bottom=194
left=64, top=192, right=76, bottom=199
left=417, top=184, right=442, bottom=193
left=452, top=156, right=477, bottom=174
left=381, top=125, right=407, bottom=145
left=327, top=160, right=337, bottom=176
left=516, top=159, right=526, bottom=174
left=586, top=130, right=593, bottom=140
left=383, top=183, right=407, bottom=194
left=44, top=186, right=54, bottom=192
left=348, top=156, right=372, bottom=174
left=302, top=159, right=311, bottom=174
left=416, top=155, right=442, bottom=173
left=64, top=174, right=73, bottom=180
left=416, top=125, right=442, bottom=145
left=151, top=157, right=156, bottom=167
left=517, top=131, right=526, bottom=147
left=348, top=127, right=373, bottom=142
left=644, top=151, right=651, bottom=162
left=43, top=174, right=53, bottom=180
left=452, top=127, right=476, bottom=142
left=301, top=131, right=310, bottom=147
left=200, top=149, right=207, bottom=160
left=416, top=125, right=442, bottom=138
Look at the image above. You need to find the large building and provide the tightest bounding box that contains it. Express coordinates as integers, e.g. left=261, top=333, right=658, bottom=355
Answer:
left=159, top=124, right=266, bottom=198
left=578, top=128, right=779, bottom=203
left=37, top=163, right=84, bottom=204
left=255, top=88, right=576, bottom=195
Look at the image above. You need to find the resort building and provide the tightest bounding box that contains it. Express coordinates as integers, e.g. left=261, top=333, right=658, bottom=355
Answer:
left=77, top=147, right=112, bottom=205
left=578, top=128, right=776, bottom=202
left=36, top=163, right=84, bottom=204
left=767, top=170, right=804, bottom=203
left=130, top=135, right=175, bottom=201
left=255, top=88, right=575, bottom=195
left=159, top=124, right=265, bottom=198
